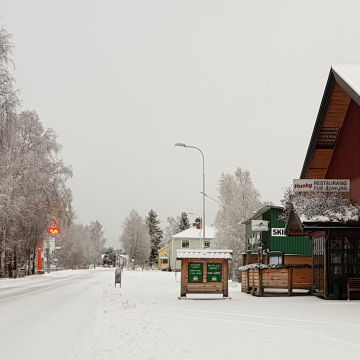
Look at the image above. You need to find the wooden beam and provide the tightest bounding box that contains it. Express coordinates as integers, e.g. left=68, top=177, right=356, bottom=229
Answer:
left=306, top=168, right=327, bottom=179
left=323, top=83, right=351, bottom=128
left=309, top=149, right=333, bottom=169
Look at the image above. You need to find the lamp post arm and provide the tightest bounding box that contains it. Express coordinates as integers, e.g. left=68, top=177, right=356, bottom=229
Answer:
left=185, top=146, right=205, bottom=245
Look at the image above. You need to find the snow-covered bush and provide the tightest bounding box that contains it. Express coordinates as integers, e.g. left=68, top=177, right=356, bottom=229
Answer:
left=282, top=187, right=360, bottom=223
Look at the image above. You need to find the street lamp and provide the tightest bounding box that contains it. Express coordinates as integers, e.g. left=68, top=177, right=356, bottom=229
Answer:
left=174, top=143, right=206, bottom=248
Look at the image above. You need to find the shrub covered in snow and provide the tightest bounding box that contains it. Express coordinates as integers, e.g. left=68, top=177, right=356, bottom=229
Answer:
left=282, top=188, right=360, bottom=223
left=239, top=263, right=312, bottom=271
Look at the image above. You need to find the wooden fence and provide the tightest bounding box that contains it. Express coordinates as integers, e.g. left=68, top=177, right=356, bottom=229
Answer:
left=241, top=267, right=312, bottom=296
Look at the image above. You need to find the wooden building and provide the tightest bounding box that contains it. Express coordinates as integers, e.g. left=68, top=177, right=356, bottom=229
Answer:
left=158, top=246, right=169, bottom=271
left=240, top=205, right=312, bottom=295
left=177, top=249, right=232, bottom=298
left=242, top=205, right=311, bottom=259
left=286, top=65, right=360, bottom=300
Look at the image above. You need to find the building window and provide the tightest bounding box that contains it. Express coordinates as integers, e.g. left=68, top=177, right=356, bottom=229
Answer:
left=204, top=240, right=210, bottom=248
left=182, top=240, right=189, bottom=248
left=161, top=258, right=168, bottom=264
left=268, top=252, right=283, bottom=265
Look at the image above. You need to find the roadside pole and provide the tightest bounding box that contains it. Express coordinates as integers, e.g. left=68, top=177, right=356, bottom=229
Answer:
left=46, top=238, right=51, bottom=273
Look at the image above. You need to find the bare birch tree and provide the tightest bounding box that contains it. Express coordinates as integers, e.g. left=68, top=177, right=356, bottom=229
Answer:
left=120, top=210, right=150, bottom=267
left=89, top=220, right=106, bottom=268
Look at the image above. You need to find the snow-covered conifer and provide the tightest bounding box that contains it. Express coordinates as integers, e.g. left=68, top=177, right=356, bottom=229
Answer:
left=178, top=212, right=191, bottom=231
left=145, top=209, right=163, bottom=265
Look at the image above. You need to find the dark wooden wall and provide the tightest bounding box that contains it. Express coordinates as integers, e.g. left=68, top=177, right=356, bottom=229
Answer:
left=326, top=99, right=360, bottom=203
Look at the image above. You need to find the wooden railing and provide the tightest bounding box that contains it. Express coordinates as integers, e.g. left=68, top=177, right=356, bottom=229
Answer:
left=241, top=266, right=312, bottom=296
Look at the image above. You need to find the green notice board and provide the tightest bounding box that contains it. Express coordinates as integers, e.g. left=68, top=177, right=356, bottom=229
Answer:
left=188, top=262, right=203, bottom=282
left=207, top=263, right=222, bottom=282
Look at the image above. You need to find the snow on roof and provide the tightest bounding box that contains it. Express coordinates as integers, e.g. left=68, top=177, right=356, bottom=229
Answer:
left=241, top=204, right=283, bottom=224
left=332, top=64, right=360, bottom=106
left=172, top=225, right=215, bottom=239
left=177, top=249, right=233, bottom=259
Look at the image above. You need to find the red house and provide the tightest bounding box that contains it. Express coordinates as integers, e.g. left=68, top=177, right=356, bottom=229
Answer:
left=286, top=65, right=360, bottom=300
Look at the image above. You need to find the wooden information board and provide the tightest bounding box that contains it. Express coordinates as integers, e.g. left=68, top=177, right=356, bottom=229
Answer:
left=188, top=262, right=203, bottom=282
left=207, top=263, right=222, bottom=282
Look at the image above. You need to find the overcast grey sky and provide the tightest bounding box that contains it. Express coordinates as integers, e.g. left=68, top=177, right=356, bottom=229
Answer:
left=2, top=0, right=360, bottom=247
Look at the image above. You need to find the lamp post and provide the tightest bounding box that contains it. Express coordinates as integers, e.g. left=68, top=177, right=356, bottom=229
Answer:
left=175, top=143, right=205, bottom=248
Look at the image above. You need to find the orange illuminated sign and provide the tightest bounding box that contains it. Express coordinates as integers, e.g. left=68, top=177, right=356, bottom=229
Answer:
left=47, top=221, right=61, bottom=236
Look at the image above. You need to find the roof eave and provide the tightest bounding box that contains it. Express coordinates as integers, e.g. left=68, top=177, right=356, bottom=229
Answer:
left=332, top=67, right=360, bottom=106
left=241, top=204, right=284, bottom=225
left=300, top=70, right=336, bottom=179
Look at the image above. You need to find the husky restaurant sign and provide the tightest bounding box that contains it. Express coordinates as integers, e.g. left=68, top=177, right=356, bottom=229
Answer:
left=293, top=179, right=350, bottom=192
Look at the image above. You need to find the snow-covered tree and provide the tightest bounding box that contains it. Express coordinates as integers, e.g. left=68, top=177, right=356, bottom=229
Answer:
left=120, top=210, right=150, bottom=267
left=178, top=212, right=191, bottom=231
left=214, top=167, right=262, bottom=276
left=102, top=247, right=117, bottom=266
left=145, top=209, right=163, bottom=265
left=0, top=27, right=18, bottom=150
left=0, top=110, right=73, bottom=277
left=89, top=220, right=106, bottom=268
left=162, top=216, right=179, bottom=245
left=58, top=223, right=91, bottom=268
left=0, top=26, right=76, bottom=277
left=56, top=219, right=106, bottom=269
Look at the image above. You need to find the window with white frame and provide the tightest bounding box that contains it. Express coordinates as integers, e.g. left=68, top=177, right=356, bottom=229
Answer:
left=182, top=239, right=189, bottom=248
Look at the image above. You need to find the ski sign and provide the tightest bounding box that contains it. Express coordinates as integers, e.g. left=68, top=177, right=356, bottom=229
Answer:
left=271, top=228, right=286, bottom=237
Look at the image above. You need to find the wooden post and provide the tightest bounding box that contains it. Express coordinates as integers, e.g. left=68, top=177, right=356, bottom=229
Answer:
left=180, top=260, right=186, bottom=297
left=223, top=260, right=229, bottom=297
left=288, top=267, right=293, bottom=296
left=259, top=268, right=263, bottom=296
left=251, top=269, right=256, bottom=295
left=324, top=233, right=328, bottom=299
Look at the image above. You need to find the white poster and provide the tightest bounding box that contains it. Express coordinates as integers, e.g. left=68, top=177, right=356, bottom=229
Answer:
left=293, top=179, right=350, bottom=192
left=251, top=220, right=269, bottom=231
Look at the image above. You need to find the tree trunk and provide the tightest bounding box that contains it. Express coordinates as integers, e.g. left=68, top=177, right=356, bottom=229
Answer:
left=0, top=228, right=5, bottom=277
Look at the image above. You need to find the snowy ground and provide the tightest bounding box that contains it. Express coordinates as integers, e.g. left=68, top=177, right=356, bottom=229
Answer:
left=1, top=268, right=360, bottom=360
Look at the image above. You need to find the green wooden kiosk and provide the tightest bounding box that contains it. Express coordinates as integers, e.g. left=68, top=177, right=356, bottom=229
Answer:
left=177, top=249, right=233, bottom=298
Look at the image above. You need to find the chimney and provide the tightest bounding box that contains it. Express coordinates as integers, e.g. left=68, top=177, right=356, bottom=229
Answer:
left=193, top=217, right=202, bottom=229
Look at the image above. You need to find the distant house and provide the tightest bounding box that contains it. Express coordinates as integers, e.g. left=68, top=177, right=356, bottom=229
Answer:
left=167, top=225, right=216, bottom=271
left=158, top=246, right=169, bottom=271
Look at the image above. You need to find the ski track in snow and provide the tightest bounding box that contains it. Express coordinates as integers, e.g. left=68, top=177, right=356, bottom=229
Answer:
left=1, top=269, right=360, bottom=360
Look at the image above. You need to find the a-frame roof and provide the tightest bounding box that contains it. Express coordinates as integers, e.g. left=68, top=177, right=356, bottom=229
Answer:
left=241, top=204, right=283, bottom=225
left=301, top=65, right=360, bottom=179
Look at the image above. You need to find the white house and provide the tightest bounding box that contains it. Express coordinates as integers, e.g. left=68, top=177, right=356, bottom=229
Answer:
left=167, top=225, right=216, bottom=271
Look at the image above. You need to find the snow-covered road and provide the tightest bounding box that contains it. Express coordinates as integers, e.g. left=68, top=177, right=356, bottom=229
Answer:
left=1, top=269, right=360, bottom=360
